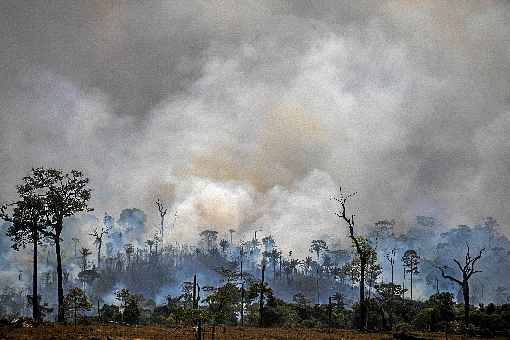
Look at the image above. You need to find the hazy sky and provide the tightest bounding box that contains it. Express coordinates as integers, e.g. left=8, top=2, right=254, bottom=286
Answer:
left=1, top=1, right=509, bottom=255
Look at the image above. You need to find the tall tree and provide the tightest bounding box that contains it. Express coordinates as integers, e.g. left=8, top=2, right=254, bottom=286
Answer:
left=79, top=247, right=92, bottom=272
left=333, top=188, right=370, bottom=330
left=402, top=249, right=420, bottom=300
left=437, top=243, right=485, bottom=327
left=19, top=168, right=92, bottom=322
left=89, top=213, right=112, bottom=267
left=154, top=197, right=168, bottom=248
left=228, top=229, right=235, bottom=244
left=385, top=248, right=398, bottom=292
left=1, top=192, right=47, bottom=323
left=309, top=239, right=328, bottom=304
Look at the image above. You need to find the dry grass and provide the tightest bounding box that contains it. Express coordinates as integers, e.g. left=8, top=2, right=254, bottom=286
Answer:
left=0, top=324, right=494, bottom=340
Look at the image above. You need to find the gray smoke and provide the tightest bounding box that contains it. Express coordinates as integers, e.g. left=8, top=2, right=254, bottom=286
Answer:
left=1, top=1, right=509, bottom=257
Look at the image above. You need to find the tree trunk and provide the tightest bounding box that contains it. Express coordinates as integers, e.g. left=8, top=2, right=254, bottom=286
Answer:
left=32, top=230, right=40, bottom=323
left=359, top=257, right=367, bottom=330
left=463, top=281, right=470, bottom=326
left=97, top=240, right=102, bottom=267
left=259, top=263, right=265, bottom=327
left=240, top=282, right=244, bottom=327
left=55, top=237, right=65, bottom=322
left=317, top=267, right=320, bottom=304
left=410, top=270, right=413, bottom=300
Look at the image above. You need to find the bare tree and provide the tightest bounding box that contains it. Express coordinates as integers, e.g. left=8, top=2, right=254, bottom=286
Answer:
left=79, top=247, right=92, bottom=272
left=437, top=243, right=485, bottom=326
left=154, top=197, right=168, bottom=247
left=385, top=248, right=398, bottom=290
left=333, top=188, right=370, bottom=330
left=89, top=213, right=112, bottom=267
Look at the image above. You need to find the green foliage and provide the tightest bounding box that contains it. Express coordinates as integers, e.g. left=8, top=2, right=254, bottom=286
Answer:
left=205, top=282, right=241, bottom=324
left=63, top=287, right=92, bottom=324
left=115, top=288, right=144, bottom=324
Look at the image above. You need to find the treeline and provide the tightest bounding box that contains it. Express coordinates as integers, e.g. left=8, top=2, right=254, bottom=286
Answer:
left=1, top=167, right=510, bottom=338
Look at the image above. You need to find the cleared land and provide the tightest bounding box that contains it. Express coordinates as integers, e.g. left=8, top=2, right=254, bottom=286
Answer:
left=0, top=324, right=496, bottom=340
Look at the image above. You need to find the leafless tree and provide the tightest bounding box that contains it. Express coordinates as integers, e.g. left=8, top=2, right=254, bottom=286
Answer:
left=333, top=187, right=370, bottom=330
left=437, top=243, right=485, bottom=326
left=79, top=247, right=92, bottom=272
left=154, top=197, right=168, bottom=247
left=89, top=213, right=112, bottom=267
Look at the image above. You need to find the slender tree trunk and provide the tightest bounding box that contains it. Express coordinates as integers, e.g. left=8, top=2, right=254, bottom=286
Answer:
left=402, top=269, right=406, bottom=299
left=410, top=270, right=413, bottom=300
left=97, top=240, right=102, bottom=267
left=359, top=257, right=367, bottom=330
left=193, top=274, right=197, bottom=308
left=55, top=236, right=65, bottom=322
left=259, top=263, right=265, bottom=327
left=240, top=282, right=244, bottom=327
left=316, top=267, right=320, bottom=304
left=32, top=230, right=40, bottom=323
left=240, top=260, right=244, bottom=327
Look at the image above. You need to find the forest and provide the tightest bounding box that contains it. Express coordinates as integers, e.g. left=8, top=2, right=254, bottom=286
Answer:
left=1, top=167, right=509, bottom=339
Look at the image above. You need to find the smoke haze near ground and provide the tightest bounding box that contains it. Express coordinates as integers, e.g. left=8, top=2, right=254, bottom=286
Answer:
left=1, top=1, right=509, bottom=256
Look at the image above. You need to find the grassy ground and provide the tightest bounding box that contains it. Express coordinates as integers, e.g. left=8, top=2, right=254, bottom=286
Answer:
left=0, top=324, right=497, bottom=340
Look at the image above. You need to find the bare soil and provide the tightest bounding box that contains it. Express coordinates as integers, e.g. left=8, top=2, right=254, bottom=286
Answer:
left=0, top=324, right=495, bottom=340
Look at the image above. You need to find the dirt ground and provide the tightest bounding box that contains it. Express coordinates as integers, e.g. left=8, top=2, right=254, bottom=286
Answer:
left=0, top=324, right=496, bottom=340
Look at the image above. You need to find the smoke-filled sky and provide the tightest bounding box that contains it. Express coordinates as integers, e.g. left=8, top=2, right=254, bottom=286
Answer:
left=1, top=1, right=509, bottom=256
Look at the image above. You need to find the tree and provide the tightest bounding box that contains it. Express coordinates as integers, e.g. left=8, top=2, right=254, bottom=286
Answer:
left=124, top=244, right=134, bottom=269
left=200, top=229, right=218, bottom=253
left=71, top=237, right=80, bottom=258
left=333, top=188, right=371, bottom=330
left=79, top=247, right=92, bottom=272
left=309, top=240, right=328, bottom=263
left=219, top=239, right=229, bottom=254
left=309, top=239, right=328, bottom=304
left=145, top=239, right=155, bottom=254
left=437, top=243, right=485, bottom=327
left=205, top=282, right=241, bottom=324
left=228, top=229, right=235, bottom=244
left=89, top=213, right=112, bottom=267
left=115, top=288, right=143, bottom=324
left=345, top=239, right=381, bottom=299
left=402, top=249, right=420, bottom=300
left=19, top=168, right=92, bottom=322
left=426, top=292, right=455, bottom=332
left=1, top=192, right=47, bottom=323
left=154, top=197, right=168, bottom=248
left=64, top=287, right=92, bottom=326
left=270, top=248, right=281, bottom=281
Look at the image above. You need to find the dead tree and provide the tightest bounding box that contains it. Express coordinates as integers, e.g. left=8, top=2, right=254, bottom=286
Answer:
left=333, top=188, right=370, bottom=330
left=154, top=198, right=168, bottom=248
left=79, top=247, right=92, bottom=272
left=89, top=213, right=112, bottom=267
left=437, top=243, right=485, bottom=326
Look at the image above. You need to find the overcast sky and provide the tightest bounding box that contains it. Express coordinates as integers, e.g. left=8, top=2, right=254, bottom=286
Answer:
left=1, top=1, right=509, bottom=255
